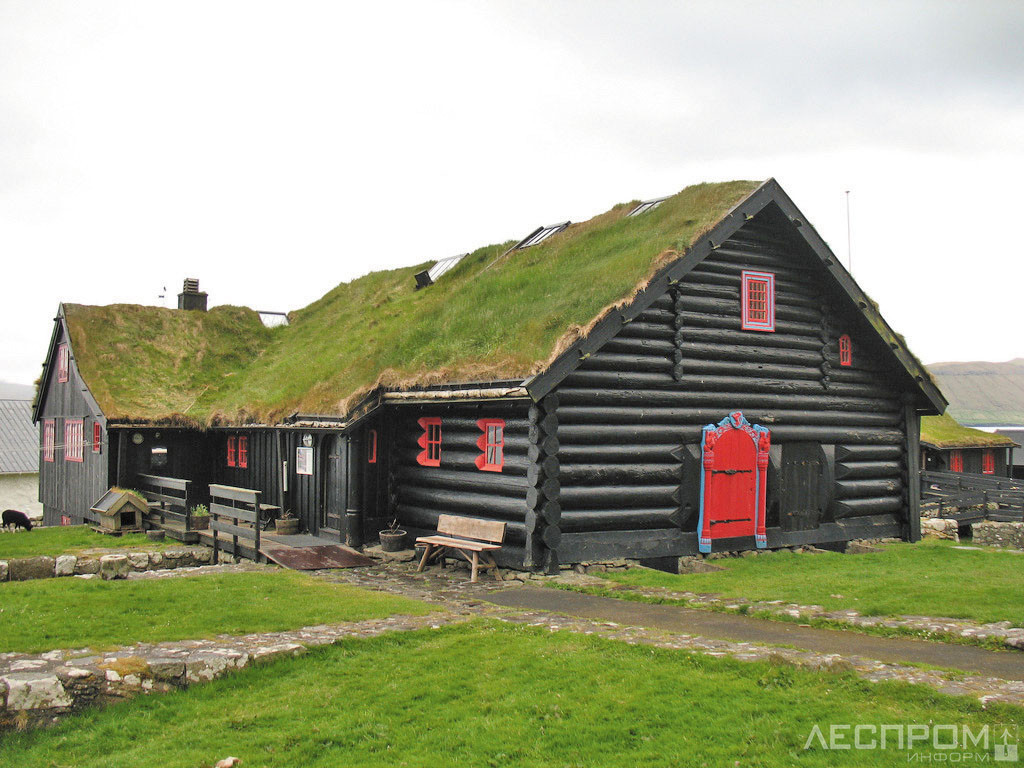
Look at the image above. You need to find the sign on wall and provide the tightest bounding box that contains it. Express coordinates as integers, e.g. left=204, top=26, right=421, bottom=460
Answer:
left=296, top=446, right=313, bottom=476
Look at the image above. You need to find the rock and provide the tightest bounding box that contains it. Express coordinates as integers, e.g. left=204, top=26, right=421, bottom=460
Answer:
left=74, top=557, right=100, bottom=575
left=1, top=673, right=74, bottom=709
left=54, top=555, right=77, bottom=577
left=921, top=518, right=959, bottom=542
left=0, top=560, right=7, bottom=582
left=845, top=541, right=881, bottom=555
left=146, top=530, right=166, bottom=541
left=99, top=554, right=130, bottom=580
left=216, top=757, right=242, bottom=768
left=147, top=658, right=186, bottom=682
left=9, top=556, right=56, bottom=581
left=972, top=521, right=1024, bottom=550
left=127, top=552, right=150, bottom=571
left=677, top=556, right=725, bottom=574
left=149, top=552, right=165, bottom=568
left=194, top=548, right=213, bottom=564
left=251, top=643, right=306, bottom=664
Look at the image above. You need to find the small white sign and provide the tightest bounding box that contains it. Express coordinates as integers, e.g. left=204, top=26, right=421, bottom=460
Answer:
left=296, top=446, right=313, bottom=475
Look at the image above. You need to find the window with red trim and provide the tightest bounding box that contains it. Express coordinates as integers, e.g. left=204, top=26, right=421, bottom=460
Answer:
left=238, top=436, right=248, bottom=469
left=839, top=334, right=852, bottom=366
left=950, top=450, right=963, bottom=473
left=741, top=271, right=775, bottom=332
left=368, top=429, right=378, bottom=464
left=982, top=450, right=995, bottom=475
left=43, top=420, right=55, bottom=462
left=57, top=343, right=69, bottom=382
left=227, top=436, right=237, bottom=467
left=475, top=419, right=505, bottom=472
left=65, top=419, right=84, bottom=462
left=416, top=417, right=442, bottom=467
left=61, top=515, right=71, bottom=526
left=92, top=422, right=102, bottom=453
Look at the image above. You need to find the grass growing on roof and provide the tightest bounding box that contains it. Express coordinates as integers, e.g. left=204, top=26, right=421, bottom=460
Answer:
left=2, top=621, right=1019, bottom=767
left=920, top=413, right=1016, bottom=448
left=592, top=539, right=1024, bottom=626
left=0, top=570, right=432, bottom=653
left=0, top=525, right=176, bottom=559
left=63, top=181, right=760, bottom=424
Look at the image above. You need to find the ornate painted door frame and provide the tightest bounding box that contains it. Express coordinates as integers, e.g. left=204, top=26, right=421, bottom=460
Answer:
left=697, top=411, right=770, bottom=554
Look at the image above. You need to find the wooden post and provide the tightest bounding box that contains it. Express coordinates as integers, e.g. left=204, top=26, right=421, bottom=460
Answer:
left=903, top=403, right=921, bottom=542
left=254, top=492, right=262, bottom=563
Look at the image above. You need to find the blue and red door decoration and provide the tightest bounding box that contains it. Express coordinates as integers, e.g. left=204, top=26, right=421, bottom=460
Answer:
left=697, top=412, right=770, bottom=553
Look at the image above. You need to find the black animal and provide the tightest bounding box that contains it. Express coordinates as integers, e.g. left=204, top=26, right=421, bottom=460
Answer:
left=2, top=509, right=33, bottom=532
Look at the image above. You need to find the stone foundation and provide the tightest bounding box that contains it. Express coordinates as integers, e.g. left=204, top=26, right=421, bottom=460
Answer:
left=921, top=517, right=959, bottom=541
left=972, top=521, right=1024, bottom=550
left=0, top=547, right=212, bottom=583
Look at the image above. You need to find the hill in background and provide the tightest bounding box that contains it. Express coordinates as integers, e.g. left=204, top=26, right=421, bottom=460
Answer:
left=0, top=381, right=34, bottom=399
left=928, top=359, right=1024, bottom=426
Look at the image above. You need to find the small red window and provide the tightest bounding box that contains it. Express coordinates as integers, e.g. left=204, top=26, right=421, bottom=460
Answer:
left=416, top=417, right=442, bottom=467
left=839, top=334, right=852, bottom=366
left=238, top=436, right=248, bottom=469
left=92, top=422, right=102, bottom=453
left=982, top=450, right=995, bottom=475
left=227, top=436, right=237, bottom=467
left=57, top=343, right=69, bottom=383
left=60, top=515, right=71, bottom=526
left=741, top=270, right=775, bottom=332
left=43, top=420, right=55, bottom=462
left=368, top=429, right=378, bottom=464
left=65, top=419, right=84, bottom=462
left=950, top=450, right=964, bottom=473
left=475, top=419, right=505, bottom=472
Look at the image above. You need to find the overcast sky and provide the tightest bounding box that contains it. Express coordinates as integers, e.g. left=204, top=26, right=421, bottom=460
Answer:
left=1, top=0, right=1022, bottom=386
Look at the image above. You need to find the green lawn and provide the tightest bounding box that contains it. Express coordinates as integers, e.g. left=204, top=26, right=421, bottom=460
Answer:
left=1, top=622, right=1019, bottom=767
left=595, top=539, right=1024, bottom=625
left=0, top=571, right=432, bottom=653
left=0, top=525, right=175, bottom=559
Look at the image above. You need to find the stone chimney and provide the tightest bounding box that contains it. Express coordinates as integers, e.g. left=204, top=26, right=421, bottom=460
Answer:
left=177, top=278, right=208, bottom=311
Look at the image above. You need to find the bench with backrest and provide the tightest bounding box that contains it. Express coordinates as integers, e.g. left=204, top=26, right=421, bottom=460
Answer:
left=415, top=514, right=505, bottom=583
left=136, top=473, right=194, bottom=540
left=209, top=484, right=269, bottom=563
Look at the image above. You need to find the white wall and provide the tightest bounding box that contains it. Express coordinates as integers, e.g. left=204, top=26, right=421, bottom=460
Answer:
left=0, top=473, right=43, bottom=519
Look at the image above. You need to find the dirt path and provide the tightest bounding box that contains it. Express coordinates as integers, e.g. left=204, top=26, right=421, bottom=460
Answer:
left=484, top=587, right=1024, bottom=681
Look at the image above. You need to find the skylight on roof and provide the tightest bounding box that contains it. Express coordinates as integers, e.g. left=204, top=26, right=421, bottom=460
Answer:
left=627, top=196, right=669, bottom=217
left=257, top=312, right=289, bottom=328
left=513, top=221, right=571, bottom=250
left=427, top=253, right=467, bottom=283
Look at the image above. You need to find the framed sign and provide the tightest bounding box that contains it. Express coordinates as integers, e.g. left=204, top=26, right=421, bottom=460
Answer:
left=296, top=446, right=313, bottom=476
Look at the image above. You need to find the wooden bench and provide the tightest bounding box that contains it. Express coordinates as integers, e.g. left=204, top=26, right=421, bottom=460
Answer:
left=416, top=514, right=505, bottom=583
left=209, top=484, right=269, bottom=564
left=136, top=473, right=197, bottom=542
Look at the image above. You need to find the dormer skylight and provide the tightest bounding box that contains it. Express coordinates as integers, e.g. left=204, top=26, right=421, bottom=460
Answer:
left=512, top=221, right=571, bottom=251
left=414, top=253, right=468, bottom=290
left=627, top=196, right=669, bottom=217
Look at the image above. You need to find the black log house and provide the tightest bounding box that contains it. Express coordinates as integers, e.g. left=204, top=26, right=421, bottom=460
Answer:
left=34, top=179, right=947, bottom=570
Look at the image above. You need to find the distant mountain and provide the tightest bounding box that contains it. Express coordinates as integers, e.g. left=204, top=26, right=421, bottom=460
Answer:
left=0, top=381, right=34, bottom=399
left=928, top=359, right=1024, bottom=426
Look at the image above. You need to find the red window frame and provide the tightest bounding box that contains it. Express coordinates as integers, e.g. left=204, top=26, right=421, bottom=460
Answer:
left=475, top=419, right=505, bottom=472
left=238, top=436, right=248, bottom=469
left=982, top=450, right=995, bottom=475
left=838, top=334, right=852, bottom=366
left=60, top=515, right=71, bottom=526
left=43, top=420, right=55, bottom=462
left=65, top=419, right=84, bottom=462
left=741, top=270, right=775, bottom=332
left=416, top=417, right=442, bottom=467
left=368, top=429, right=378, bottom=464
left=57, top=343, right=69, bottom=383
left=950, top=450, right=964, bottom=473
left=92, top=422, right=102, bottom=453
left=227, top=436, right=237, bottom=467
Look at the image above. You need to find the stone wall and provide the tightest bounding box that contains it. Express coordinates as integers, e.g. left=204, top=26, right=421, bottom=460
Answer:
left=920, top=517, right=959, bottom=541
left=0, top=547, right=212, bottom=583
left=972, top=521, right=1024, bottom=550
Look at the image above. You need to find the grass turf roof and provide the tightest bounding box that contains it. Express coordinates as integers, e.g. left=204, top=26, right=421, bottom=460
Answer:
left=64, top=180, right=760, bottom=425
left=919, top=414, right=1017, bottom=449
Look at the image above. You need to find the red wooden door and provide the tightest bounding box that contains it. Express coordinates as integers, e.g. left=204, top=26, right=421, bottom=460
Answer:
left=704, top=428, right=757, bottom=539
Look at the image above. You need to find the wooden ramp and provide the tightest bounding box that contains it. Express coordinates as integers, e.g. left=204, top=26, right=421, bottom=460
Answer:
left=259, top=534, right=374, bottom=570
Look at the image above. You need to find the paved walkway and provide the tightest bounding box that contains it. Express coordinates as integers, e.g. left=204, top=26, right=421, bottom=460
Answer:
left=484, top=587, right=1024, bottom=681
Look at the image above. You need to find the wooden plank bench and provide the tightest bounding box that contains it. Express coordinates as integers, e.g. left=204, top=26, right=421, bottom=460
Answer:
left=136, top=473, right=197, bottom=543
left=209, top=484, right=269, bottom=564
left=416, top=514, right=505, bottom=583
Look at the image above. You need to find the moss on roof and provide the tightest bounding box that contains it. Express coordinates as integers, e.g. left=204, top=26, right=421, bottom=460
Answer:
left=919, top=414, right=1017, bottom=450
left=64, top=180, right=760, bottom=425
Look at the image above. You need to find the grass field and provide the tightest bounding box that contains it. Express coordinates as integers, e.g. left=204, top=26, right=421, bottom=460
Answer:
left=0, top=525, right=176, bottom=559
left=1, top=622, right=1019, bottom=767
left=592, top=540, right=1024, bottom=626
left=0, top=571, right=432, bottom=653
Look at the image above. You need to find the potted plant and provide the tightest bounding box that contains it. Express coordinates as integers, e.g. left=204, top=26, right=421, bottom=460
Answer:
left=189, top=504, right=210, bottom=531
left=379, top=518, right=407, bottom=552
left=275, top=509, right=299, bottom=535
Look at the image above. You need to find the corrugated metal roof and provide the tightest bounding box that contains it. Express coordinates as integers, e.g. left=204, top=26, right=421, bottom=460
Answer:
left=0, top=399, right=38, bottom=474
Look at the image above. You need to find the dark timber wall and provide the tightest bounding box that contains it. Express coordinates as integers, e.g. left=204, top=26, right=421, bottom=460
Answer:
left=548, top=204, right=918, bottom=564
left=390, top=401, right=531, bottom=567
left=37, top=319, right=109, bottom=526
